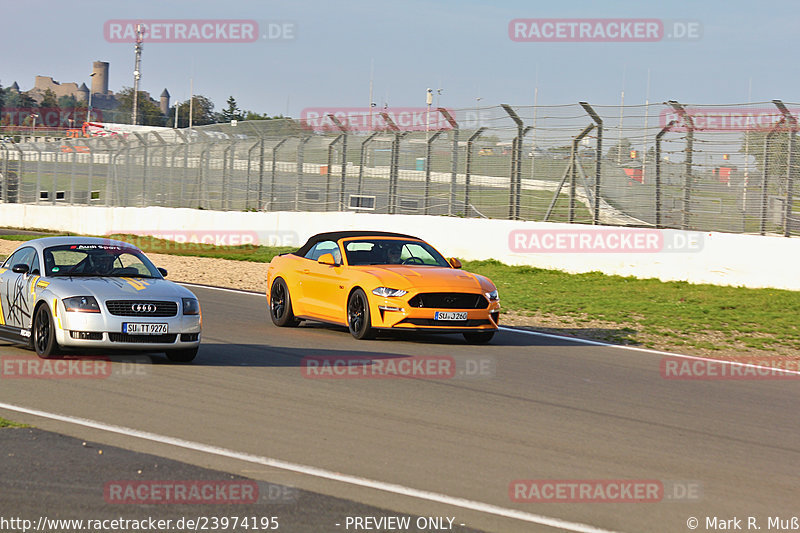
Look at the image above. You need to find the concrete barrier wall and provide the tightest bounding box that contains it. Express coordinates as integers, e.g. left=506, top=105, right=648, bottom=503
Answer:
left=0, top=204, right=797, bottom=291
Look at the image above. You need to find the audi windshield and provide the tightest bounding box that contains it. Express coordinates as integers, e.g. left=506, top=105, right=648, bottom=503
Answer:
left=43, top=244, right=162, bottom=278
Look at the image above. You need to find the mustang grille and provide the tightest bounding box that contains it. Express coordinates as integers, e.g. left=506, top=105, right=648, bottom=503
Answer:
left=407, top=293, right=489, bottom=309
left=105, top=300, right=178, bottom=317
left=109, top=333, right=178, bottom=343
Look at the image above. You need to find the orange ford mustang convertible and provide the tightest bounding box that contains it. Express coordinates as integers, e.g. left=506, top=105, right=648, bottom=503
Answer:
left=265, top=231, right=500, bottom=343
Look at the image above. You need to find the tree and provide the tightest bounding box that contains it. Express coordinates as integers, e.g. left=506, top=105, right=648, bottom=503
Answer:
left=57, top=94, right=78, bottom=109
left=605, top=137, right=634, bottom=162
left=172, top=95, right=216, bottom=127
left=4, top=90, right=37, bottom=109
left=243, top=110, right=284, bottom=121
left=40, top=89, right=58, bottom=108
left=220, top=96, right=243, bottom=122
left=115, top=87, right=166, bottom=126
left=0, top=82, right=5, bottom=110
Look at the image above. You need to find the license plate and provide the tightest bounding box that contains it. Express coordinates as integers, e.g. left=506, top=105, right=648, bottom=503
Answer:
left=123, top=323, right=168, bottom=335
left=434, top=311, right=468, bottom=321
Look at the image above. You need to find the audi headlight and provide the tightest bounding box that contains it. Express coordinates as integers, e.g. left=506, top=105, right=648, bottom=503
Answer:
left=372, top=287, right=408, bottom=298
left=63, top=296, right=100, bottom=313
left=485, top=289, right=499, bottom=301
left=182, top=297, right=201, bottom=315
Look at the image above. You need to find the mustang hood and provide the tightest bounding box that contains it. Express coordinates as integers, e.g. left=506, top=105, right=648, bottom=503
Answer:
left=357, top=266, right=486, bottom=291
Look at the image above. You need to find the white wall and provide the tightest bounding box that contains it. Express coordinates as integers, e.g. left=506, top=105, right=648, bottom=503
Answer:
left=0, top=204, right=798, bottom=291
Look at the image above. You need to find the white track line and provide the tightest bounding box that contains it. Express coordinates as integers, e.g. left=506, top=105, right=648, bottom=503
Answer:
left=500, top=327, right=800, bottom=376
left=0, top=402, right=622, bottom=533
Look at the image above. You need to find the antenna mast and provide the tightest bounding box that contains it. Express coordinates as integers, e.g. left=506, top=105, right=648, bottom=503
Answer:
left=132, top=24, right=143, bottom=125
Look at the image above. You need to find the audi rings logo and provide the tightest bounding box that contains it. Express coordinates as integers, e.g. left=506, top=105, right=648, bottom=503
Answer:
left=131, top=303, right=157, bottom=313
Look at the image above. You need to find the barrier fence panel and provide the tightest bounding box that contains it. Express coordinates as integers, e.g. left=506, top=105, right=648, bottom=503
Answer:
left=1, top=100, right=799, bottom=236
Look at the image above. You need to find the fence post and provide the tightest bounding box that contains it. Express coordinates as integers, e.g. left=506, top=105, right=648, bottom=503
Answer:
left=133, top=133, right=148, bottom=207
left=326, top=114, right=349, bottom=211
left=0, top=143, right=8, bottom=203
left=436, top=108, right=459, bottom=216
left=668, top=101, right=694, bottom=230
left=325, top=134, right=344, bottom=211
left=380, top=112, right=403, bottom=214
left=357, top=132, right=379, bottom=197
left=464, top=127, right=487, bottom=217
left=245, top=139, right=260, bottom=210
left=170, top=130, right=188, bottom=208
left=570, top=124, right=595, bottom=223
left=655, top=120, right=676, bottom=228
left=295, top=136, right=311, bottom=211
left=501, top=105, right=529, bottom=220
left=270, top=137, right=289, bottom=211
left=773, top=100, right=797, bottom=237
left=760, top=117, right=786, bottom=235
left=13, top=143, right=27, bottom=204
left=580, top=102, right=603, bottom=224
left=424, top=131, right=444, bottom=214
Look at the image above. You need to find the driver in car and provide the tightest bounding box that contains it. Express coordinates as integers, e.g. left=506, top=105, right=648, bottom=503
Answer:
left=387, top=244, right=403, bottom=264
left=90, top=253, right=117, bottom=275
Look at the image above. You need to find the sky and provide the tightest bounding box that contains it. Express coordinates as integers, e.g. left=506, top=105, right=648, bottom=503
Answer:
left=1, top=0, right=798, bottom=117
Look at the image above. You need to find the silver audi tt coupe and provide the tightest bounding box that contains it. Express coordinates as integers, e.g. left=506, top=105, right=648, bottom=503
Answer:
left=0, top=236, right=201, bottom=362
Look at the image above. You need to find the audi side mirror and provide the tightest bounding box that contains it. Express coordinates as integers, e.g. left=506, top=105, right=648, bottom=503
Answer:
left=157, top=267, right=168, bottom=277
left=11, top=264, right=29, bottom=274
left=448, top=257, right=462, bottom=269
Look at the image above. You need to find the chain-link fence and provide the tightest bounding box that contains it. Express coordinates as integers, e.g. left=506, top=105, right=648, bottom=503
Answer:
left=1, top=100, right=798, bottom=236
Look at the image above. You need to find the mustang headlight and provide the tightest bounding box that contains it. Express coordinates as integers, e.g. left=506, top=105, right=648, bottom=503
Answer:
left=182, top=297, right=201, bottom=315
left=485, top=289, right=499, bottom=301
left=63, top=296, right=101, bottom=313
left=372, top=287, right=408, bottom=298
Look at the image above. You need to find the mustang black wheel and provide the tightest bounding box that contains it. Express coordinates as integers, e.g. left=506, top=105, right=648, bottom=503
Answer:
left=166, top=347, right=198, bottom=363
left=347, top=288, right=375, bottom=340
left=463, top=331, right=495, bottom=344
left=33, top=304, right=60, bottom=358
left=270, top=277, right=299, bottom=327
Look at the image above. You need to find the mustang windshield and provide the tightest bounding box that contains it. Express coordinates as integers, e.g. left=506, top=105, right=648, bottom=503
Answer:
left=343, top=239, right=450, bottom=267
left=44, top=244, right=161, bottom=278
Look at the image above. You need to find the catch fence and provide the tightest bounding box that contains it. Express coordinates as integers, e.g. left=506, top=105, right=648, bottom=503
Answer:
left=1, top=100, right=798, bottom=236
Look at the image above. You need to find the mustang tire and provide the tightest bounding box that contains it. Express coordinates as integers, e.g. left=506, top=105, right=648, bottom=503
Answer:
left=270, top=277, right=300, bottom=327
left=33, top=304, right=60, bottom=358
left=347, top=288, right=376, bottom=340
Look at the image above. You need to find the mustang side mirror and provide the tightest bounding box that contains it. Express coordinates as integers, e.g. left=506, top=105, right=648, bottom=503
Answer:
left=317, top=253, right=337, bottom=266
left=11, top=264, right=29, bottom=274
left=157, top=267, right=168, bottom=277
left=448, top=257, right=462, bottom=269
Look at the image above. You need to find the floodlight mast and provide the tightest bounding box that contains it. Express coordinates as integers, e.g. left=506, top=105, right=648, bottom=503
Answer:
left=132, top=24, right=143, bottom=125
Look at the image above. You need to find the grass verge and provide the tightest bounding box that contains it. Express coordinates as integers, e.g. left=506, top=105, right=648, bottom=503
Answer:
left=0, top=417, right=29, bottom=428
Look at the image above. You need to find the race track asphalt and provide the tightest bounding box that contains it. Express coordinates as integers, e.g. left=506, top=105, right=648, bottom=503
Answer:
left=0, top=285, right=798, bottom=533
